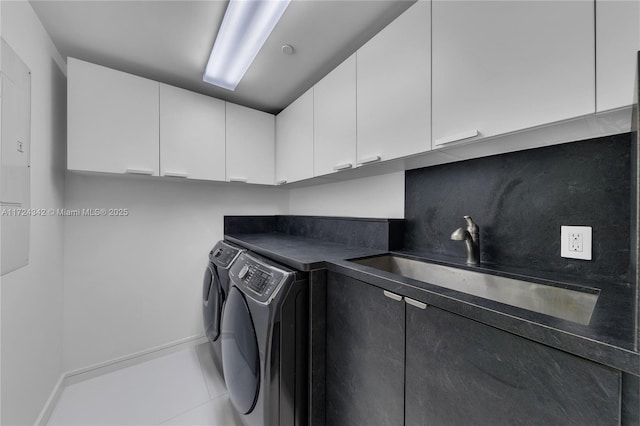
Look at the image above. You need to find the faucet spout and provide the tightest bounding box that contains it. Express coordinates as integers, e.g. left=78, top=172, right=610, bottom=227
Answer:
left=451, top=217, right=480, bottom=265
left=464, top=215, right=479, bottom=243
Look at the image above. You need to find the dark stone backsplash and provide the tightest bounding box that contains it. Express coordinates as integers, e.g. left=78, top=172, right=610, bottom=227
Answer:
left=405, top=133, right=633, bottom=284
left=276, top=216, right=404, bottom=251
left=225, top=215, right=404, bottom=251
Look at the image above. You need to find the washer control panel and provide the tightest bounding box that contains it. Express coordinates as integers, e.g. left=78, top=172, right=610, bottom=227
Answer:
left=230, top=253, right=293, bottom=303
left=209, top=241, right=243, bottom=268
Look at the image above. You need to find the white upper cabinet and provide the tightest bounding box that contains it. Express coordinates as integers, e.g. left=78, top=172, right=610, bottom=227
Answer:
left=159, top=83, right=225, bottom=181
left=432, top=1, right=595, bottom=148
left=226, top=103, right=275, bottom=185
left=356, top=0, right=431, bottom=164
left=596, top=0, right=640, bottom=112
left=314, top=54, right=357, bottom=177
left=68, top=57, right=160, bottom=176
left=275, top=88, right=314, bottom=184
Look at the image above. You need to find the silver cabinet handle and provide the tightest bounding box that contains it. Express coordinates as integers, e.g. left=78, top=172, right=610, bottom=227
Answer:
left=333, top=162, right=353, bottom=171
left=125, top=168, right=154, bottom=175
left=383, top=290, right=403, bottom=302
left=405, top=297, right=427, bottom=310
left=163, top=171, right=188, bottom=178
left=358, top=155, right=381, bottom=166
left=434, top=129, right=479, bottom=147
left=276, top=179, right=287, bottom=185
left=229, top=177, right=248, bottom=183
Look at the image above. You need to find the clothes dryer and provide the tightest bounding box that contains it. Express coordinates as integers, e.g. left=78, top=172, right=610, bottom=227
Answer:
left=221, top=251, right=309, bottom=426
left=202, top=240, right=244, bottom=380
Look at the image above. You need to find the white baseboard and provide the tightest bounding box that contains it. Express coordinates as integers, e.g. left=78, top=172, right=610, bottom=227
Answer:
left=34, top=335, right=208, bottom=426
left=64, top=335, right=208, bottom=385
left=34, top=374, right=65, bottom=426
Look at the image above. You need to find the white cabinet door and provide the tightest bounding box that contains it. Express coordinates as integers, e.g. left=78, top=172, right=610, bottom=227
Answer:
left=67, top=57, right=160, bottom=176
left=226, top=103, right=275, bottom=185
left=314, top=54, right=357, bottom=177
left=275, top=88, right=314, bottom=184
left=159, top=84, right=225, bottom=181
left=596, top=0, right=640, bottom=112
left=432, top=1, right=594, bottom=147
left=356, top=0, right=431, bottom=164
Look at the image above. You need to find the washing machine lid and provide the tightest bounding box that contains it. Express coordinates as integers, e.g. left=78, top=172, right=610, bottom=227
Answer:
left=221, top=286, right=260, bottom=415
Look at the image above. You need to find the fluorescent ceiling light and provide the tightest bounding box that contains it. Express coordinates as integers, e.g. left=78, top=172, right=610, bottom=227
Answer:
left=204, top=0, right=291, bottom=91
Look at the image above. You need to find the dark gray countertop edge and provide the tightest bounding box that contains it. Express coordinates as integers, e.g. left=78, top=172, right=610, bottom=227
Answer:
left=326, top=259, right=640, bottom=376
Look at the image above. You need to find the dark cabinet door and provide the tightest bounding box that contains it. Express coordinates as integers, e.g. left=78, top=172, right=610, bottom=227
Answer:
left=405, top=304, right=621, bottom=426
left=326, top=272, right=405, bottom=426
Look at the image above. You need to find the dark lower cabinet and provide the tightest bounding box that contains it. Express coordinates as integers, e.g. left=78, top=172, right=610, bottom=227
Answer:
left=405, top=304, right=621, bottom=426
left=325, top=272, right=405, bottom=426
left=326, top=271, right=624, bottom=426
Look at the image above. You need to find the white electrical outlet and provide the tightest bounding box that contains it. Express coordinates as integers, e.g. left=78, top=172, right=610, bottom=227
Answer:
left=561, top=226, right=592, bottom=260
left=569, top=232, right=583, bottom=252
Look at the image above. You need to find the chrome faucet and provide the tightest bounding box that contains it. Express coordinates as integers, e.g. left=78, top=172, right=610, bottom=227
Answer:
left=451, top=215, right=480, bottom=266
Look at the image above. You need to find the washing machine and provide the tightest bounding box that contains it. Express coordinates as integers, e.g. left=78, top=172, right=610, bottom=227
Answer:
left=202, top=240, right=245, bottom=381
left=221, top=251, right=309, bottom=426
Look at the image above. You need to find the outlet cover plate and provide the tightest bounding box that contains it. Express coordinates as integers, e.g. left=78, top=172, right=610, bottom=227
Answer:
left=561, top=226, right=592, bottom=260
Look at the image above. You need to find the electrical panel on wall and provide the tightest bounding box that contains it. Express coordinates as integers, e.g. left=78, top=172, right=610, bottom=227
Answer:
left=1, top=39, right=31, bottom=275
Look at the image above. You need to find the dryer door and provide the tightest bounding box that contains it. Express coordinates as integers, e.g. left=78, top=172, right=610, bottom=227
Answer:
left=221, top=286, right=260, bottom=415
left=202, top=262, right=224, bottom=342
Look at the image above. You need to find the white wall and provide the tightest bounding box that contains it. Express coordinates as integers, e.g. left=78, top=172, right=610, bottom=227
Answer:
left=63, top=174, right=288, bottom=372
left=288, top=172, right=405, bottom=218
left=62, top=170, right=401, bottom=374
left=1, top=1, right=67, bottom=424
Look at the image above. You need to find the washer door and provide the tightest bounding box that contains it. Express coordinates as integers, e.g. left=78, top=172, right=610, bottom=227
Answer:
left=221, top=286, right=260, bottom=415
left=202, top=263, right=224, bottom=342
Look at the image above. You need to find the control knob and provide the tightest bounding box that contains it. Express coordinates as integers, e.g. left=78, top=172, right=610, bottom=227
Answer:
left=238, top=264, right=250, bottom=279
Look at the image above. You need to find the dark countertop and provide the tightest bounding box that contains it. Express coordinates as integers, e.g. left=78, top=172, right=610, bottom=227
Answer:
left=225, top=232, right=387, bottom=271
left=226, top=232, right=639, bottom=376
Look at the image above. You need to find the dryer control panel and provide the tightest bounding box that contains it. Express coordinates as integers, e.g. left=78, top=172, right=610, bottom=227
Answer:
left=230, top=253, right=293, bottom=304
left=210, top=241, right=243, bottom=268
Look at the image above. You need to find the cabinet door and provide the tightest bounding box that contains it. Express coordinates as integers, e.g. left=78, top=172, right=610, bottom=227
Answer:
left=326, top=272, right=404, bottom=426
left=68, top=57, right=159, bottom=176
left=596, top=0, right=640, bottom=112
left=159, top=84, right=225, bottom=181
left=226, top=103, right=275, bottom=185
left=356, top=0, right=431, bottom=164
left=432, top=1, right=594, bottom=147
left=405, top=304, right=621, bottom=426
left=314, top=54, right=356, bottom=177
left=275, top=88, right=313, bottom=184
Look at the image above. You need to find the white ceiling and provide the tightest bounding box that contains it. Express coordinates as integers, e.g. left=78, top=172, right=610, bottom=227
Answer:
left=29, top=0, right=415, bottom=114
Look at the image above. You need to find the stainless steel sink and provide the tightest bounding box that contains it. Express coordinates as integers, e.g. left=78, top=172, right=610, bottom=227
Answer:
left=351, top=255, right=599, bottom=325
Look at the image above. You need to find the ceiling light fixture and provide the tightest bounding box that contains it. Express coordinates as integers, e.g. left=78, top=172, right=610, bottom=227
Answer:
left=203, top=0, right=291, bottom=91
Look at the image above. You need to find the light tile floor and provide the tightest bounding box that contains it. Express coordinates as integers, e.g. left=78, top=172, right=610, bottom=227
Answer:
left=48, top=343, right=243, bottom=426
